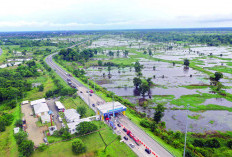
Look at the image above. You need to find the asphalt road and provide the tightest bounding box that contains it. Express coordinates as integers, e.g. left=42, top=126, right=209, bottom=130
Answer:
left=45, top=42, right=173, bottom=157
left=0, top=48, right=2, bottom=56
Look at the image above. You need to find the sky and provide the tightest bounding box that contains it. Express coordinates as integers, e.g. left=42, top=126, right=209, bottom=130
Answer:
left=0, top=0, right=232, bottom=31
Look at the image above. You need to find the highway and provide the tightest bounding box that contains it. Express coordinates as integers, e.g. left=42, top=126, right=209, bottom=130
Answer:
left=45, top=42, right=173, bottom=157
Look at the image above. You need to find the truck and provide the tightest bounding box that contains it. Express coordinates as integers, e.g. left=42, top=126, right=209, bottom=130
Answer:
left=126, top=130, right=141, bottom=146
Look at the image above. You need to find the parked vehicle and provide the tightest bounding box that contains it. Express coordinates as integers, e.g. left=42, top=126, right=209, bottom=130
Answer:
left=89, top=94, right=92, bottom=96
left=90, top=90, right=94, bottom=93
left=109, top=121, right=116, bottom=130
left=145, top=148, right=151, bottom=154
left=67, top=78, right=71, bottom=81
left=117, top=123, right=121, bottom=127
left=92, top=104, right=95, bottom=107
left=129, top=143, right=135, bottom=148
left=124, top=136, right=128, bottom=140
left=43, top=137, right=48, bottom=143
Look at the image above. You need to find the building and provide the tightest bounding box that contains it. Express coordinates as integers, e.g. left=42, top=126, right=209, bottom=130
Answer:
left=55, top=101, right=65, bottom=111
left=96, top=102, right=127, bottom=121
left=64, top=109, right=80, bottom=123
left=67, top=117, right=94, bottom=134
left=41, top=114, right=50, bottom=124
left=33, top=103, right=49, bottom=116
left=14, top=127, right=20, bottom=134
left=31, top=98, right=46, bottom=106
left=21, top=100, right=29, bottom=105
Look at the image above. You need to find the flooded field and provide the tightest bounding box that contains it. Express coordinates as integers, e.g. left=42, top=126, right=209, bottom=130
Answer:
left=85, top=35, right=232, bottom=132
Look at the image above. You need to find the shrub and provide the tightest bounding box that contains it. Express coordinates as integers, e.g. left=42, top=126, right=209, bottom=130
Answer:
left=14, top=131, right=28, bottom=145
left=18, top=140, right=34, bottom=157
left=37, top=143, right=48, bottom=152
left=15, top=119, right=23, bottom=127
left=173, top=140, right=181, bottom=148
left=193, top=139, right=204, bottom=147
left=140, top=119, right=151, bottom=128
left=227, top=140, right=232, bottom=149
left=72, top=139, right=86, bottom=155
left=76, top=122, right=97, bottom=135
left=205, top=138, right=220, bottom=148
left=174, top=131, right=182, bottom=139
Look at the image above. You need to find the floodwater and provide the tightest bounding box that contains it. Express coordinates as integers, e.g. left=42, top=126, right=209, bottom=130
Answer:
left=135, top=107, right=232, bottom=132
left=203, top=98, right=232, bottom=107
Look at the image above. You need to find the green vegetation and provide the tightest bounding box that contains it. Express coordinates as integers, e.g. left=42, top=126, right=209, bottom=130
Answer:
left=188, top=114, right=201, bottom=120
left=60, top=96, right=95, bottom=117
left=32, top=122, right=136, bottom=157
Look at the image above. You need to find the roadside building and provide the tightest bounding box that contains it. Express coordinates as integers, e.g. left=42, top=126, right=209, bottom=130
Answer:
left=14, top=127, right=20, bottom=134
left=67, top=117, right=92, bottom=134
left=55, top=101, right=65, bottom=111
left=41, top=114, right=50, bottom=124
left=31, top=98, right=46, bottom=106
left=21, top=100, right=29, bottom=105
left=96, top=102, right=127, bottom=121
left=64, top=109, right=80, bottom=123
left=33, top=103, right=49, bottom=116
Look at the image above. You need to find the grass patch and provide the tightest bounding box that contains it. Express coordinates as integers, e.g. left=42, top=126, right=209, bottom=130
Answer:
left=32, top=121, right=136, bottom=157
left=60, top=96, right=95, bottom=117
left=188, top=114, right=201, bottom=120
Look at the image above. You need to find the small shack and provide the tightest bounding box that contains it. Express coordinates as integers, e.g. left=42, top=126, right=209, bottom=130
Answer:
left=55, top=101, right=65, bottom=111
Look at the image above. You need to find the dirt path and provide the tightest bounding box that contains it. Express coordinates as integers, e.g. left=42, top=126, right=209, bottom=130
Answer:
left=21, top=104, right=44, bottom=146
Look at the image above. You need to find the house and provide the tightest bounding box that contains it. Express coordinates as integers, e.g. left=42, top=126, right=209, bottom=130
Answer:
left=64, top=109, right=80, bottom=123
left=55, top=101, right=65, bottom=111
left=21, top=100, right=29, bottom=105
left=41, top=114, right=50, bottom=124
left=67, top=117, right=93, bottom=134
left=33, top=103, right=49, bottom=116
left=31, top=98, right=46, bottom=106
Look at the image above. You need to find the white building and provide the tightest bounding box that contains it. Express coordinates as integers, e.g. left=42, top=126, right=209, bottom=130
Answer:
left=33, top=103, right=49, bottom=116
left=31, top=98, right=46, bottom=106
left=14, top=127, right=20, bottom=134
left=55, top=101, right=65, bottom=111
left=21, top=100, right=29, bottom=105
left=41, top=114, right=50, bottom=124
left=64, top=109, right=80, bottom=123
left=67, top=117, right=93, bottom=134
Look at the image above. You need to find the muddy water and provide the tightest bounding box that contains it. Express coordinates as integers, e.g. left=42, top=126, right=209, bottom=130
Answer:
left=135, top=107, right=232, bottom=132
left=203, top=98, right=232, bottom=107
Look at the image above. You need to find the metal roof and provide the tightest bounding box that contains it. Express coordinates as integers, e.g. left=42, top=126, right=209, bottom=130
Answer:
left=96, top=102, right=127, bottom=114
left=31, top=98, right=46, bottom=106
left=55, top=101, right=65, bottom=110
left=33, top=103, right=49, bottom=115
left=64, top=109, right=80, bottom=122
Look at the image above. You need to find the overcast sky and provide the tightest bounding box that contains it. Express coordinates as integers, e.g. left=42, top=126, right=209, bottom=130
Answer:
left=0, top=0, right=232, bottom=31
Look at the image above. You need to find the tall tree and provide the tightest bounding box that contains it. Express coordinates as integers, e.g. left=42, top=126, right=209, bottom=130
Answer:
left=153, top=104, right=165, bottom=123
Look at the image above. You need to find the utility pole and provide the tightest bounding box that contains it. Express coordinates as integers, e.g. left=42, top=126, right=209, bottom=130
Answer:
left=183, top=104, right=189, bottom=157
left=88, top=78, right=90, bottom=107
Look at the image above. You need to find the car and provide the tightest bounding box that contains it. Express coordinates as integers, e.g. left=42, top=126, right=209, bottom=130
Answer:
left=86, top=91, right=89, bottom=93
left=117, top=124, right=121, bottom=127
left=67, top=78, right=71, bottom=81
left=92, top=104, right=95, bottom=107
left=123, top=128, right=127, bottom=132
left=145, top=148, right=151, bottom=154
left=89, top=94, right=92, bottom=96
left=124, top=136, right=128, bottom=140
left=43, top=137, right=48, bottom=143
left=129, top=143, right=135, bottom=148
